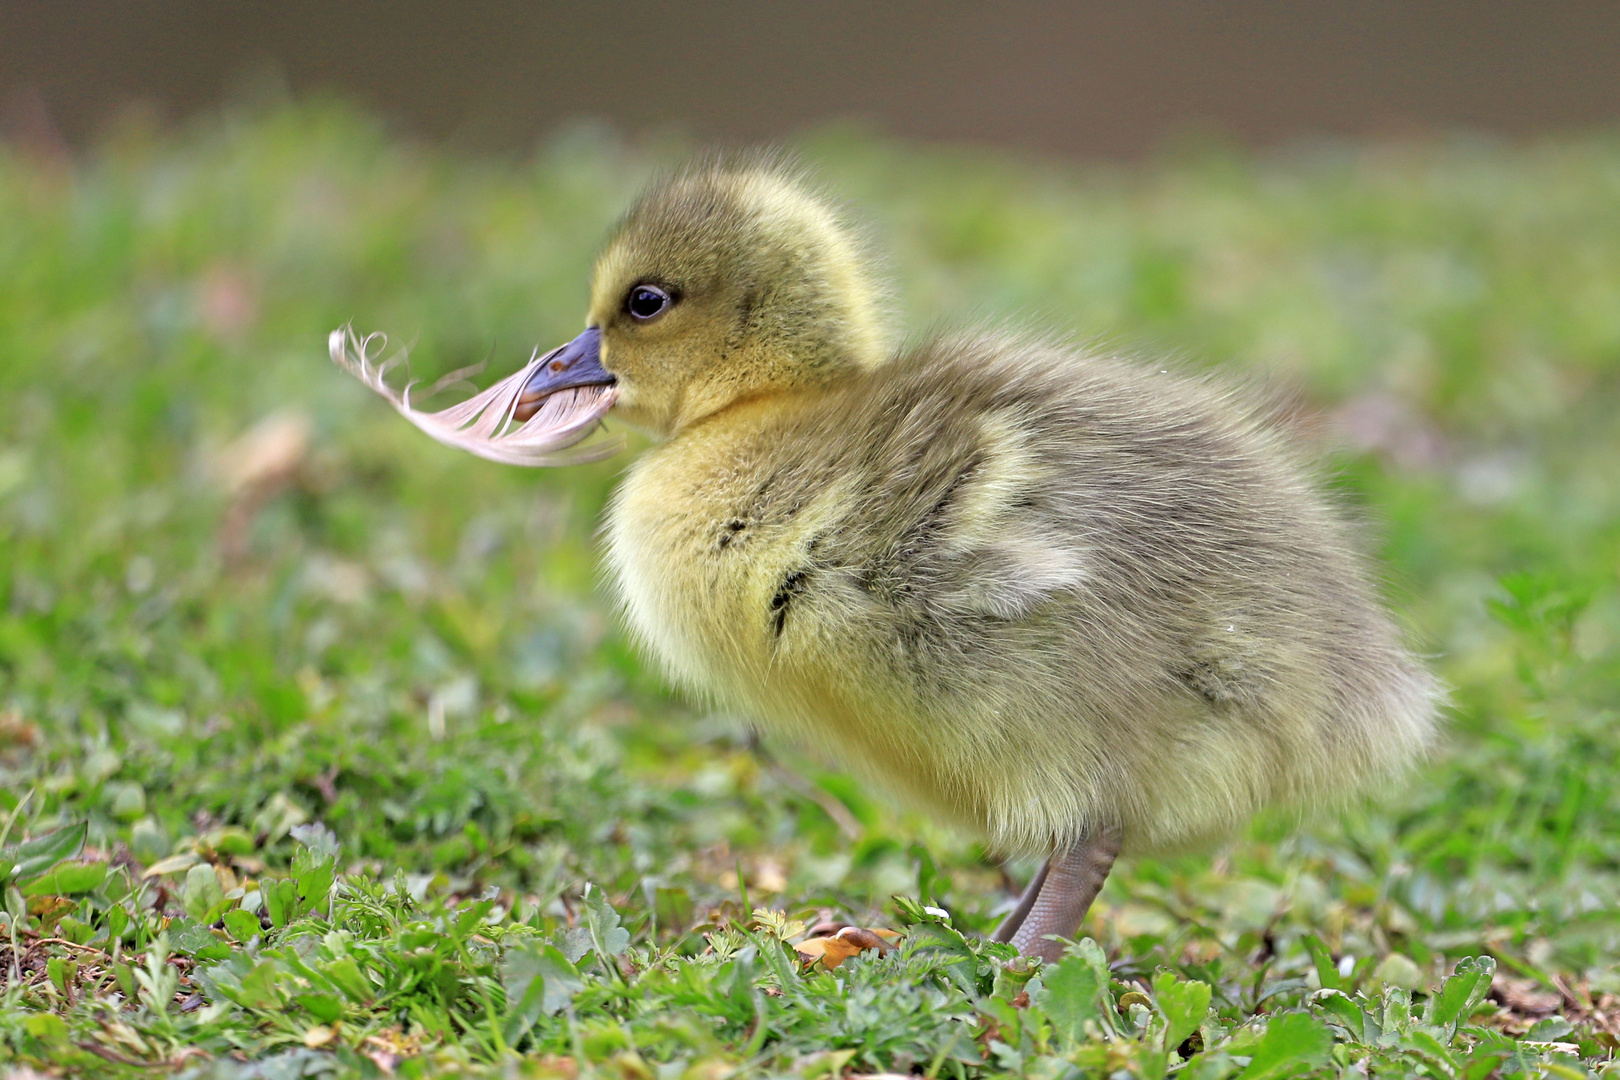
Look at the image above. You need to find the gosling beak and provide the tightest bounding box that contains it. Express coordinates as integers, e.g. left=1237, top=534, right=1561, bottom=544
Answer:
left=514, top=326, right=614, bottom=422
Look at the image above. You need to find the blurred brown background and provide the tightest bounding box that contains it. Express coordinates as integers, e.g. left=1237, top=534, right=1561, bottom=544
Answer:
left=4, top=0, right=1619, bottom=158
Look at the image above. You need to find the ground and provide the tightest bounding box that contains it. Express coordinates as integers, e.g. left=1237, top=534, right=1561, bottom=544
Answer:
left=1, top=109, right=1618, bottom=1078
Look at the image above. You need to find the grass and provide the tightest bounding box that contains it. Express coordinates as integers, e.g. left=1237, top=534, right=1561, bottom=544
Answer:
left=1, top=106, right=1619, bottom=1077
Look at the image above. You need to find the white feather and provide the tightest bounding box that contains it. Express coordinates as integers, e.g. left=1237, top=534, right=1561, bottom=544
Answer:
left=328, top=325, right=621, bottom=467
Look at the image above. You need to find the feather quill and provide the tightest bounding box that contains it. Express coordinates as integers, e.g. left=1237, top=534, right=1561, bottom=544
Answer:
left=328, top=325, right=621, bottom=467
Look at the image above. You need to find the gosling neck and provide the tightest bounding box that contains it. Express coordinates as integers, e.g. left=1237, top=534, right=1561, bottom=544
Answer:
left=666, top=344, right=876, bottom=436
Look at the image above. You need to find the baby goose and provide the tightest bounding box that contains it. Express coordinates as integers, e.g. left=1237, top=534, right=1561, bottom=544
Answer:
left=335, top=159, right=1440, bottom=961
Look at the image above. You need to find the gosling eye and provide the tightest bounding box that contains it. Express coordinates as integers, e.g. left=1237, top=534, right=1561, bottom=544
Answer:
left=626, top=284, right=674, bottom=323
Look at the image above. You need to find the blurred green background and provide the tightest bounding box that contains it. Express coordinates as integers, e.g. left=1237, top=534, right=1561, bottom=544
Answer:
left=2, top=101, right=1619, bottom=1072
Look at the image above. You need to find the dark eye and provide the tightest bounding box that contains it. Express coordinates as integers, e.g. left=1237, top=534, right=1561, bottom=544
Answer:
left=626, top=284, right=673, bottom=322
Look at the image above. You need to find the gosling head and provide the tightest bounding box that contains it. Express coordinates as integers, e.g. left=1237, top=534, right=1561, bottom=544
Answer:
left=518, top=161, right=890, bottom=438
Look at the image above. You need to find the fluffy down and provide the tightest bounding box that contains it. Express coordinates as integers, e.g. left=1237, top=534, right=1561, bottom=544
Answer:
left=607, top=325, right=1440, bottom=858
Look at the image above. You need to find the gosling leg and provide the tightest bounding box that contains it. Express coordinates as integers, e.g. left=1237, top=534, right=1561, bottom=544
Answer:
left=1005, top=825, right=1122, bottom=963
left=990, top=860, right=1049, bottom=945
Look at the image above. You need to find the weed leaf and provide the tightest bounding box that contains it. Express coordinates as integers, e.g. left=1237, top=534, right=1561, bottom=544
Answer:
left=1234, top=1013, right=1333, bottom=1080
left=20, top=860, right=105, bottom=896
left=581, top=883, right=630, bottom=959
left=1423, top=956, right=1496, bottom=1035
left=503, top=940, right=583, bottom=1043
left=3, top=823, right=87, bottom=883
left=1154, top=970, right=1213, bottom=1051
left=1038, top=944, right=1111, bottom=1043
left=221, top=908, right=261, bottom=942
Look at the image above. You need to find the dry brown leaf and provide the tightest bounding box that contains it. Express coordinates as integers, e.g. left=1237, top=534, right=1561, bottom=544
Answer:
left=166, top=1047, right=214, bottom=1068
left=522, top=1055, right=580, bottom=1080
left=1491, top=973, right=1562, bottom=1017
left=608, top=1050, right=654, bottom=1079
left=754, top=857, right=787, bottom=894
left=1331, top=390, right=1448, bottom=471
left=793, top=925, right=900, bottom=969
left=1118, top=990, right=1152, bottom=1012
left=363, top=1027, right=425, bottom=1074
left=214, top=409, right=313, bottom=563
left=27, top=896, right=75, bottom=921
left=215, top=411, right=311, bottom=497
left=794, top=936, right=859, bottom=968
left=0, top=709, right=40, bottom=749
left=143, top=853, right=201, bottom=878
left=363, top=1047, right=398, bottom=1075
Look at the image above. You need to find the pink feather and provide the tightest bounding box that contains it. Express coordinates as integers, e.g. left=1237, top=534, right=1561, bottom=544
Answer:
left=329, top=326, right=621, bottom=467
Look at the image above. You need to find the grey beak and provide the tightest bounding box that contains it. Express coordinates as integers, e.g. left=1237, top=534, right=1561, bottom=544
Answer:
left=514, top=326, right=614, bottom=421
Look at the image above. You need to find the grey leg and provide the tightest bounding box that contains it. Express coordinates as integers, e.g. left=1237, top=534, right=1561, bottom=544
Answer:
left=991, top=860, right=1050, bottom=944
left=1007, top=825, right=1122, bottom=963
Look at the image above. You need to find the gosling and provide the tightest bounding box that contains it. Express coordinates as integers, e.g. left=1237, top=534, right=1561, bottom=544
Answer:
left=334, top=158, right=1441, bottom=962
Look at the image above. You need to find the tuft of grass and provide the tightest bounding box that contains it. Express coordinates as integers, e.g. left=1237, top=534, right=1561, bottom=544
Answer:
left=1, top=107, right=1619, bottom=1075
